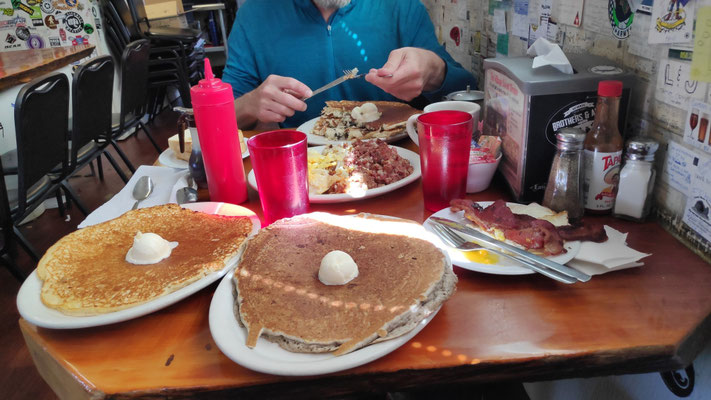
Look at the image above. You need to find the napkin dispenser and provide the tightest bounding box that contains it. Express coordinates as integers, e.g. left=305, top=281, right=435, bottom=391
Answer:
left=483, top=54, right=635, bottom=202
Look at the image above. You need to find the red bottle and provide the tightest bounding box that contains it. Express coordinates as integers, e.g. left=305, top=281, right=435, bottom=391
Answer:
left=583, top=80, right=624, bottom=214
left=190, top=59, right=247, bottom=204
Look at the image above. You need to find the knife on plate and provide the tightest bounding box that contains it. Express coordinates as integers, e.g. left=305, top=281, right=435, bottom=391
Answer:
left=430, top=217, right=591, bottom=282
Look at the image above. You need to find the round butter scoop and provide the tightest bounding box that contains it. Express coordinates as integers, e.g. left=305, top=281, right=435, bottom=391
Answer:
left=319, top=250, right=359, bottom=285
left=126, top=231, right=179, bottom=265
left=351, top=102, right=381, bottom=124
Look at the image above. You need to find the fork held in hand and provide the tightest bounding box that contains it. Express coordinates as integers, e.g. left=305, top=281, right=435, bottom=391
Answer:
left=430, top=223, right=577, bottom=284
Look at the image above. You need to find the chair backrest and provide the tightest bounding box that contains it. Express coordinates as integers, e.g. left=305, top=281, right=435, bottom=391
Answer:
left=119, top=39, right=150, bottom=129
left=106, top=0, right=143, bottom=39
left=14, top=72, right=69, bottom=214
left=72, top=56, right=115, bottom=167
left=0, top=155, right=14, bottom=252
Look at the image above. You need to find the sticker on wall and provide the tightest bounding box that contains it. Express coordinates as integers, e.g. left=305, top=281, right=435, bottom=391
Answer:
left=683, top=100, right=711, bottom=155
left=43, top=13, right=56, bottom=28
left=608, top=0, right=634, bottom=39
left=70, top=34, right=87, bottom=45
left=63, top=0, right=75, bottom=7
left=1, top=7, right=13, bottom=15
left=15, top=25, right=29, bottom=39
left=648, top=0, right=694, bottom=43
left=82, top=22, right=91, bottom=34
left=39, top=0, right=52, bottom=13
left=62, top=10, right=81, bottom=33
left=48, top=35, right=59, bottom=46
left=449, top=26, right=460, bottom=46
left=12, top=0, right=35, bottom=16
left=26, top=33, right=43, bottom=48
left=58, top=26, right=65, bottom=41
left=683, top=156, right=711, bottom=243
left=5, top=32, right=15, bottom=43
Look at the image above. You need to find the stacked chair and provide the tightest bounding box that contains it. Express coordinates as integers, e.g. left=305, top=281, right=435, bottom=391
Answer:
left=100, top=0, right=205, bottom=112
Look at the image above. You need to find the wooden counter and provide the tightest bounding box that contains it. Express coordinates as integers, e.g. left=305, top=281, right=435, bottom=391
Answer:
left=0, top=45, right=95, bottom=91
left=20, top=136, right=711, bottom=399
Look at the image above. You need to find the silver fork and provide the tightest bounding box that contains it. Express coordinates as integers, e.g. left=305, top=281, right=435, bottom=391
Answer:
left=430, top=223, right=577, bottom=284
left=304, top=68, right=362, bottom=100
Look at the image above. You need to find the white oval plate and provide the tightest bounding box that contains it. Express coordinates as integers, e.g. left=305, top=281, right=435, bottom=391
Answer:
left=17, top=202, right=260, bottom=329
left=209, top=213, right=450, bottom=376
left=159, top=147, right=250, bottom=169
left=247, top=145, right=421, bottom=204
left=297, top=117, right=408, bottom=145
left=424, top=204, right=580, bottom=276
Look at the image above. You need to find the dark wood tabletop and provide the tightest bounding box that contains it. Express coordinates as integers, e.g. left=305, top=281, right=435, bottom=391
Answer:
left=19, top=134, right=711, bottom=399
left=0, top=45, right=94, bottom=91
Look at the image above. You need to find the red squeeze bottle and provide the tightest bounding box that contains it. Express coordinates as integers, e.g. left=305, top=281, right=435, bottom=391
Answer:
left=190, top=59, right=247, bottom=204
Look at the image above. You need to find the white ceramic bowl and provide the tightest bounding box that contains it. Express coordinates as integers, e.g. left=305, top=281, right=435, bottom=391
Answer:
left=467, top=154, right=501, bottom=193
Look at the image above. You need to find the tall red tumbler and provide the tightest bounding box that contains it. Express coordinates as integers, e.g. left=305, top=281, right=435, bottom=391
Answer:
left=416, top=110, right=473, bottom=211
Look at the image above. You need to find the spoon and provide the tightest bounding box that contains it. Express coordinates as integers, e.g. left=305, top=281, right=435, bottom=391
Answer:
left=131, top=176, right=154, bottom=210
left=176, top=187, right=198, bottom=204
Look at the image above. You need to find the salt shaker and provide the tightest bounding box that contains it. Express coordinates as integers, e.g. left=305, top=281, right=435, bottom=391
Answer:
left=613, top=138, right=658, bottom=222
left=190, top=59, right=247, bottom=204
left=543, top=128, right=586, bottom=221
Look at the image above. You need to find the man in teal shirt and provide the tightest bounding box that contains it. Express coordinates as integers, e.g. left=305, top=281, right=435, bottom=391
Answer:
left=223, top=0, right=477, bottom=128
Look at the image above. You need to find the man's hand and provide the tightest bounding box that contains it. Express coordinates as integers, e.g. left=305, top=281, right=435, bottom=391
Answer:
left=235, top=75, right=312, bottom=129
left=364, top=47, right=446, bottom=101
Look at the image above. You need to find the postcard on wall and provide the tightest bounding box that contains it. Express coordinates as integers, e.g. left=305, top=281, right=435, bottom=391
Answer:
left=683, top=156, right=711, bottom=243
left=493, top=9, right=508, bottom=34
left=666, top=141, right=707, bottom=196
left=690, top=7, right=711, bottom=82
left=513, top=0, right=530, bottom=38
left=556, top=0, right=584, bottom=27
left=648, top=0, right=695, bottom=44
left=627, top=12, right=658, bottom=59
left=655, top=59, right=708, bottom=110
left=683, top=100, right=711, bottom=155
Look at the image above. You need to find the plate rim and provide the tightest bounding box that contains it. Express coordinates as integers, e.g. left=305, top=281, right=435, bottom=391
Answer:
left=424, top=202, right=581, bottom=276
left=16, top=202, right=260, bottom=329
left=247, top=145, right=421, bottom=204
left=297, top=116, right=408, bottom=145
left=158, top=148, right=189, bottom=169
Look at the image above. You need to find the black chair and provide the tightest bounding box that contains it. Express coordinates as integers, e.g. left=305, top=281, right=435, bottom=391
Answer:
left=0, top=156, right=30, bottom=280
left=105, top=39, right=157, bottom=173
left=10, top=72, right=86, bottom=259
left=70, top=55, right=129, bottom=184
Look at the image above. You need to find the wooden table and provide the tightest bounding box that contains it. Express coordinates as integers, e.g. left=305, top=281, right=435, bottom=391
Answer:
left=0, top=45, right=94, bottom=91
left=20, top=137, right=711, bottom=399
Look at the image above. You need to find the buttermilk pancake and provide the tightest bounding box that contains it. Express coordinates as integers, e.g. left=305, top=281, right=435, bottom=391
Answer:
left=38, top=204, right=254, bottom=316
left=312, top=101, right=420, bottom=141
left=233, top=213, right=456, bottom=356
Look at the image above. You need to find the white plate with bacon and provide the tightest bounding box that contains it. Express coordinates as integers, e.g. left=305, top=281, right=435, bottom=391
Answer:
left=424, top=201, right=581, bottom=275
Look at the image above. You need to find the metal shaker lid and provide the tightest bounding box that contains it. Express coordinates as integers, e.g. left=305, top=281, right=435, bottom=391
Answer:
left=445, top=85, right=485, bottom=102
left=555, top=127, right=585, bottom=150
left=625, top=137, right=659, bottom=161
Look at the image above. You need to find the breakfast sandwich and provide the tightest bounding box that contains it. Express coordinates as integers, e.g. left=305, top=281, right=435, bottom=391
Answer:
left=38, top=204, right=254, bottom=316
left=233, top=213, right=456, bottom=356
left=312, top=101, right=420, bottom=141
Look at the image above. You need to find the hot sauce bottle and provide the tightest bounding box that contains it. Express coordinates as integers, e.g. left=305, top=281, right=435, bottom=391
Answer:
left=583, top=80, right=624, bottom=214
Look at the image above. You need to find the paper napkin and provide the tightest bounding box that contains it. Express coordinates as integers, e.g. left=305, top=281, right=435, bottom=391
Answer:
left=567, top=226, right=651, bottom=276
left=526, top=38, right=574, bottom=74
left=78, top=166, right=187, bottom=228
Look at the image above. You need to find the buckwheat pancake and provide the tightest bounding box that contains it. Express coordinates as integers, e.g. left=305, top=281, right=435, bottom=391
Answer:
left=312, top=101, right=420, bottom=141
left=38, top=204, right=254, bottom=316
left=233, top=212, right=456, bottom=356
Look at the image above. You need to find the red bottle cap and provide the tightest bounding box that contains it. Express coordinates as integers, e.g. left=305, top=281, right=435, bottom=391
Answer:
left=190, top=59, right=235, bottom=106
left=598, top=80, right=623, bottom=97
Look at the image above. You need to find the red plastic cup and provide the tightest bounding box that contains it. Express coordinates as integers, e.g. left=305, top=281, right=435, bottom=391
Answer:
left=247, top=130, right=309, bottom=225
left=413, top=110, right=473, bottom=211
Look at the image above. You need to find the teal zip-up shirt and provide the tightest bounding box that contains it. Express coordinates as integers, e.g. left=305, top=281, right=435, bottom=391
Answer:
left=222, top=0, right=477, bottom=127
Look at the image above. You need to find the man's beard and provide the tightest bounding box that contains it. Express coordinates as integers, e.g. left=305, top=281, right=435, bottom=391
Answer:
left=312, top=0, right=351, bottom=9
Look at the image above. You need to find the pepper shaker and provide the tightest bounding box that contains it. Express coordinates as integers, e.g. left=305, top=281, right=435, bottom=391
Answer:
left=543, top=128, right=586, bottom=221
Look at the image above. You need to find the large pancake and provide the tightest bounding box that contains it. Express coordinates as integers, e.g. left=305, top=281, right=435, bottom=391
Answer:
left=38, top=204, right=254, bottom=316
left=233, top=213, right=456, bottom=356
left=312, top=101, right=420, bottom=141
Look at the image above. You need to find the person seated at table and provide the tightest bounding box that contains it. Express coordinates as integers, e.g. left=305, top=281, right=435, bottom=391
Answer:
left=222, top=0, right=477, bottom=130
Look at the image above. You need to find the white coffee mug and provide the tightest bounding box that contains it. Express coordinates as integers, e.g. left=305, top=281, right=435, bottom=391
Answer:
left=406, top=101, right=480, bottom=146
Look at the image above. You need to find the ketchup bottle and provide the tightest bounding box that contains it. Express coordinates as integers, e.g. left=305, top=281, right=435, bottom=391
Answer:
left=190, top=59, right=247, bottom=204
left=583, top=80, right=624, bottom=214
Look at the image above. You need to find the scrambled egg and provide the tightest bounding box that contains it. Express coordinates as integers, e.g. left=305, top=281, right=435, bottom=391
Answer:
left=308, top=146, right=348, bottom=194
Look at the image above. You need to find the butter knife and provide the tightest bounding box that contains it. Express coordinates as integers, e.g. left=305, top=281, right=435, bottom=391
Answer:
left=430, top=217, right=591, bottom=282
